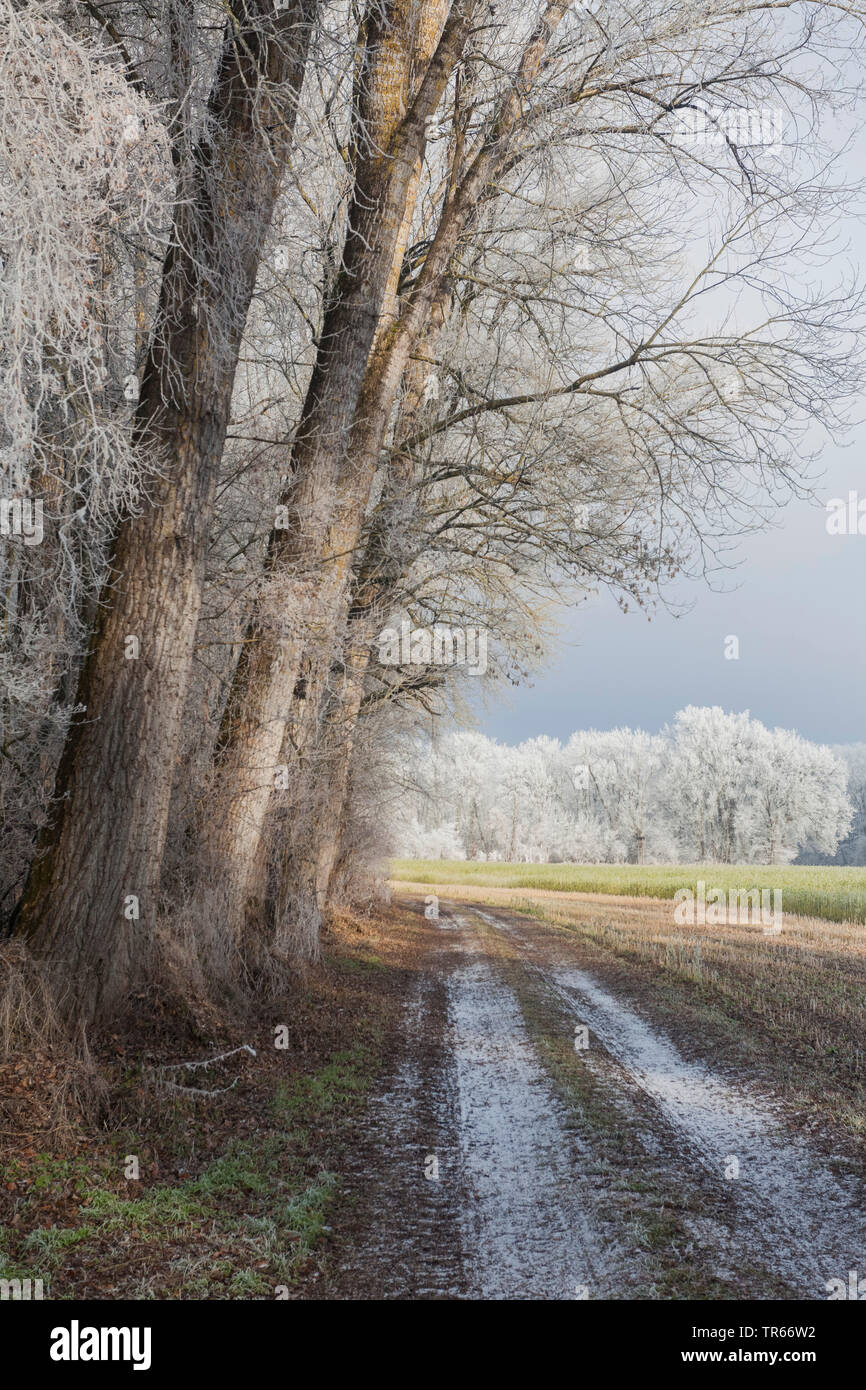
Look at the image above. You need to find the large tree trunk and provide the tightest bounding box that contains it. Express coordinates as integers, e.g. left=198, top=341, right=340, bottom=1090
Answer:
left=207, top=1, right=572, bottom=945
left=203, top=0, right=465, bottom=935
left=12, top=1, right=319, bottom=1023
left=270, top=277, right=455, bottom=957
left=273, top=636, right=372, bottom=960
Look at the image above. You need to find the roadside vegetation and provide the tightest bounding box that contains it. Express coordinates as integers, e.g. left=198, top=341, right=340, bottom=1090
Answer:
left=0, top=910, right=404, bottom=1299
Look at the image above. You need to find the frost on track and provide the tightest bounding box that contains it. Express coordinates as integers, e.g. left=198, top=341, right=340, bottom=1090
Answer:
left=318, top=918, right=626, bottom=1299
left=447, top=921, right=624, bottom=1298
left=478, top=907, right=866, bottom=1298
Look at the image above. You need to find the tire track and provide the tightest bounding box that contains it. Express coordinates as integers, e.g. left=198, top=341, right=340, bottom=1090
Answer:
left=468, top=904, right=866, bottom=1299
left=444, top=916, right=626, bottom=1298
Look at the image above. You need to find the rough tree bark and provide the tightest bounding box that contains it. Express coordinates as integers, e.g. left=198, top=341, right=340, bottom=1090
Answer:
left=12, top=1, right=319, bottom=1023
left=204, top=0, right=466, bottom=936
left=209, top=0, right=572, bottom=943
left=277, top=281, right=456, bottom=956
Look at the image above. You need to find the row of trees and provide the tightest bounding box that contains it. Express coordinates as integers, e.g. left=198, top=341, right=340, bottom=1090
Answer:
left=393, top=708, right=856, bottom=865
left=2, top=0, right=865, bottom=1025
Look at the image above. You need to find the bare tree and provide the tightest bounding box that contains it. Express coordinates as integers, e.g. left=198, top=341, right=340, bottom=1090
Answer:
left=6, top=0, right=865, bottom=1021
left=214, top=0, right=866, bottom=954
left=203, top=0, right=478, bottom=940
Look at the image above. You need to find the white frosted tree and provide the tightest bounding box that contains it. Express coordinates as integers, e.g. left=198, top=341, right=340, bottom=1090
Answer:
left=0, top=1, right=171, bottom=911
left=749, top=727, right=852, bottom=864
left=388, top=709, right=853, bottom=866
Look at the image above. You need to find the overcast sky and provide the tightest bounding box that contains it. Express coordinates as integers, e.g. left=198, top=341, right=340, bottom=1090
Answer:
left=479, top=123, right=866, bottom=750
left=481, top=441, right=865, bottom=747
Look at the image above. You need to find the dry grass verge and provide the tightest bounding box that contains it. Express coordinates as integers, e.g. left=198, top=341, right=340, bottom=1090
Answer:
left=0, top=904, right=418, bottom=1299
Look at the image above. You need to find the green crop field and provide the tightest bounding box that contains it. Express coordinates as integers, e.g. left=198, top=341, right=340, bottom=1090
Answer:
left=390, top=859, right=866, bottom=925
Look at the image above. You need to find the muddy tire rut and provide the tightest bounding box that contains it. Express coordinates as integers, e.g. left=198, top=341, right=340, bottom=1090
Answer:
left=315, top=899, right=866, bottom=1300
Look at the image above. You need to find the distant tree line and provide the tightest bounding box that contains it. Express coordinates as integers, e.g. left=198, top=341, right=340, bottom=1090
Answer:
left=393, top=707, right=856, bottom=865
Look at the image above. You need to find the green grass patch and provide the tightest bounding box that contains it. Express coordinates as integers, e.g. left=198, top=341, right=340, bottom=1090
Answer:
left=0, top=1044, right=377, bottom=1298
left=272, top=1046, right=371, bottom=1124
left=391, top=859, right=866, bottom=925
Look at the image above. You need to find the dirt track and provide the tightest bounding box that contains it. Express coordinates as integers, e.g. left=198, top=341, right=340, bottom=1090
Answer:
left=313, top=897, right=866, bottom=1301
